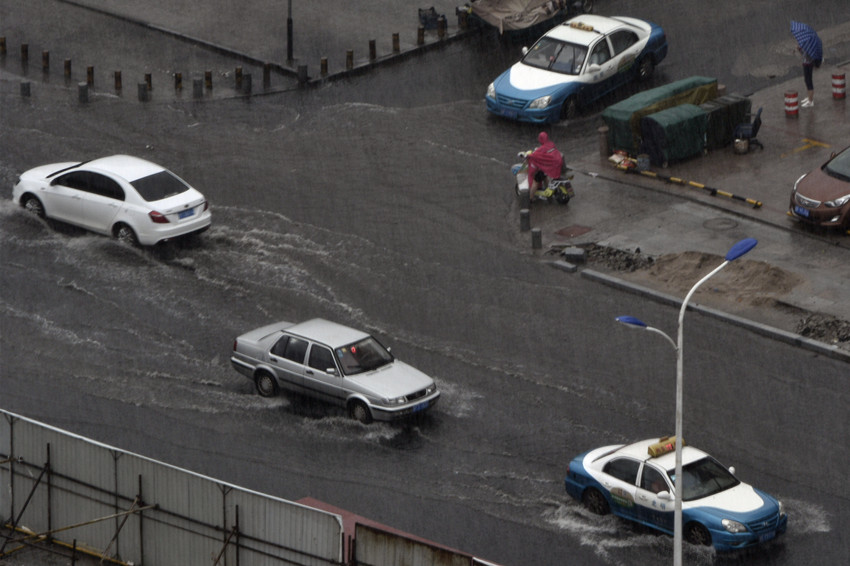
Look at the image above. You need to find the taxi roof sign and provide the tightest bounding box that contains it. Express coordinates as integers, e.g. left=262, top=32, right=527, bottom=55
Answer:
left=648, top=436, right=685, bottom=458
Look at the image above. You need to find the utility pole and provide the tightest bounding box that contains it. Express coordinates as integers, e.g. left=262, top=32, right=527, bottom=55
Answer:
left=287, top=0, right=293, bottom=63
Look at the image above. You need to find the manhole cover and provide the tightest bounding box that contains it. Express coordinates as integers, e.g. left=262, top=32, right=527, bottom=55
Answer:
left=703, top=218, right=738, bottom=230
left=555, top=225, right=592, bottom=238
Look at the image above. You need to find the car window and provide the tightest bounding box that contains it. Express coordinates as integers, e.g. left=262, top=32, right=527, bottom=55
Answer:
left=523, top=38, right=586, bottom=75
left=603, top=458, right=640, bottom=484
left=308, top=345, right=337, bottom=374
left=825, top=148, right=850, bottom=181
left=89, top=173, right=124, bottom=200
left=53, top=171, right=91, bottom=191
left=282, top=336, right=308, bottom=364
left=271, top=335, right=289, bottom=357
left=609, top=30, right=639, bottom=55
left=130, top=170, right=191, bottom=202
left=335, top=336, right=393, bottom=375
left=588, top=40, right=611, bottom=66
left=640, top=465, right=669, bottom=493
left=670, top=457, right=740, bottom=501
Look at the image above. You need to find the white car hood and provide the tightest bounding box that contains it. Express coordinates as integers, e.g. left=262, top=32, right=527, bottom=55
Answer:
left=507, top=62, right=582, bottom=91
left=346, top=360, right=433, bottom=398
left=686, top=483, right=765, bottom=513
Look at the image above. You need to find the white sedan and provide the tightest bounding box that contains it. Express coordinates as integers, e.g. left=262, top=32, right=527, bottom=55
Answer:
left=12, top=155, right=211, bottom=246
left=231, top=318, right=440, bottom=423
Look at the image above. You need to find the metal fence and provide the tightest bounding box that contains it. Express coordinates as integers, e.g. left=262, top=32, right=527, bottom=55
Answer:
left=1, top=409, right=504, bottom=566
left=0, top=409, right=344, bottom=565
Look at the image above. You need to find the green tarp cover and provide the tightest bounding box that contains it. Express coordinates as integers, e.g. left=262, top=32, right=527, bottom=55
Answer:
left=639, top=104, right=708, bottom=166
left=602, top=76, right=718, bottom=154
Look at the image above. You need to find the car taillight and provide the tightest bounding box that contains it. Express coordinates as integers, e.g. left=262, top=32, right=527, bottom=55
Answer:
left=203, top=201, right=209, bottom=212
left=149, top=210, right=170, bottom=223
left=233, top=340, right=238, bottom=351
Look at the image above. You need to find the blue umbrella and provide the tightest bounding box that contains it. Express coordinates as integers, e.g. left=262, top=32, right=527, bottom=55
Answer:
left=791, top=21, right=823, bottom=62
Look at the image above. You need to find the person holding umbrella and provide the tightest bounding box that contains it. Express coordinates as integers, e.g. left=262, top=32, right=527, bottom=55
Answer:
left=792, top=21, right=823, bottom=108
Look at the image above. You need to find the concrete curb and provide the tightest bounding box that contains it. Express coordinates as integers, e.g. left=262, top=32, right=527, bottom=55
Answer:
left=581, top=269, right=850, bottom=363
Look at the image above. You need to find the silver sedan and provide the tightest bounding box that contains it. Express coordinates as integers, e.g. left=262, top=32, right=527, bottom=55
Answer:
left=231, top=318, right=440, bottom=423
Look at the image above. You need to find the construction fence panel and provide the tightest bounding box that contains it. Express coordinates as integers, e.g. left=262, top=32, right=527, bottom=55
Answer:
left=1, top=410, right=344, bottom=566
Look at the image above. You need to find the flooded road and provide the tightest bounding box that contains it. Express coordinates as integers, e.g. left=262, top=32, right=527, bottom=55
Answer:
left=2, top=1, right=849, bottom=565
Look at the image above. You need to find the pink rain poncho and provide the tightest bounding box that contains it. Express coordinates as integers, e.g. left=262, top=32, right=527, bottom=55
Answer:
left=527, top=132, right=563, bottom=187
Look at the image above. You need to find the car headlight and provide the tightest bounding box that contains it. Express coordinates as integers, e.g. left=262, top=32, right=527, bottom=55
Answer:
left=778, top=500, right=786, bottom=517
left=721, top=518, right=748, bottom=533
left=486, top=82, right=495, bottom=99
left=383, top=396, right=407, bottom=405
left=824, top=193, right=850, bottom=208
left=529, top=95, right=552, bottom=109
left=793, top=173, right=807, bottom=193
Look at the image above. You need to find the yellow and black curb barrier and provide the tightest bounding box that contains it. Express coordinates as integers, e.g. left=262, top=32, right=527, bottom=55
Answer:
left=615, top=163, right=763, bottom=209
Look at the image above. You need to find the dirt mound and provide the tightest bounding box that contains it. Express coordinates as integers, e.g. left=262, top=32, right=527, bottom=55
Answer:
left=580, top=244, right=849, bottom=350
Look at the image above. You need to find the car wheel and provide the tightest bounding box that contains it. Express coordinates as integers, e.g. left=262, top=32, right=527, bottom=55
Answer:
left=23, top=195, right=46, bottom=218
left=638, top=57, right=655, bottom=81
left=582, top=488, right=610, bottom=515
left=581, top=0, right=594, bottom=13
left=348, top=400, right=373, bottom=424
left=561, top=97, right=578, bottom=121
left=254, top=372, right=279, bottom=397
left=115, top=224, right=139, bottom=246
left=684, top=522, right=712, bottom=546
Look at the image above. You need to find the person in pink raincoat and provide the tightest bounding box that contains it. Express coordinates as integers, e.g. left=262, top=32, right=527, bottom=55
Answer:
left=526, top=132, right=564, bottom=201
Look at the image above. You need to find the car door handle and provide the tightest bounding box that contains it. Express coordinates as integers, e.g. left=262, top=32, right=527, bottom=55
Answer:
left=305, top=369, right=314, bottom=375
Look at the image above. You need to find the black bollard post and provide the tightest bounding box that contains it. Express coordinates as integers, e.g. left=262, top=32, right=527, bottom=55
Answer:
left=346, top=50, right=353, bottom=70
left=205, top=70, right=212, bottom=89
left=263, top=63, right=271, bottom=88
left=369, top=39, right=376, bottom=61
left=520, top=209, right=530, bottom=232
left=193, top=78, right=203, bottom=99
left=78, top=82, right=88, bottom=103
left=138, top=82, right=148, bottom=102
left=392, top=33, right=400, bottom=53
left=114, top=70, right=122, bottom=92
left=86, top=66, right=94, bottom=86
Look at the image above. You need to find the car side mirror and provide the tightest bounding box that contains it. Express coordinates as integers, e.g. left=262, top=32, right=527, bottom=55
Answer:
left=325, top=368, right=338, bottom=376
left=657, top=491, right=673, bottom=501
left=521, top=46, right=529, bottom=56
left=728, top=466, right=736, bottom=475
left=587, top=63, right=601, bottom=73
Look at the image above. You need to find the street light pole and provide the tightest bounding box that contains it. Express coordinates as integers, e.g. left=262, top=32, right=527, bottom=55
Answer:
left=616, top=237, right=757, bottom=566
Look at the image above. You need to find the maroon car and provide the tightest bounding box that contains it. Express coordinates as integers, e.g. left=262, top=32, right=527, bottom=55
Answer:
left=789, top=145, right=850, bottom=232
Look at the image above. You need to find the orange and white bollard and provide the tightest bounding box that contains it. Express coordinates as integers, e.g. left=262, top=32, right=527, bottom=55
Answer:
left=784, top=91, right=799, bottom=117
left=832, top=73, right=846, bottom=100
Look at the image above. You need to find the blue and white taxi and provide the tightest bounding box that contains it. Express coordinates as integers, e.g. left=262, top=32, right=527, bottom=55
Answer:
left=485, top=14, right=667, bottom=123
left=564, top=437, right=787, bottom=551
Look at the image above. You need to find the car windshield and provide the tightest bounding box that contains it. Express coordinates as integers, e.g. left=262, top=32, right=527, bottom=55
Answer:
left=824, top=148, right=850, bottom=182
left=335, top=337, right=393, bottom=375
left=522, top=37, right=587, bottom=75
left=131, top=170, right=191, bottom=202
left=668, top=457, right=740, bottom=502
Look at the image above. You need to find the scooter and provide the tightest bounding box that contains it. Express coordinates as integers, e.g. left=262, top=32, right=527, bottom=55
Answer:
left=512, top=152, right=575, bottom=204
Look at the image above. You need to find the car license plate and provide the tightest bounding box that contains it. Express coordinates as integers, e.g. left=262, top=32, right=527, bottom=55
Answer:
left=793, top=205, right=810, bottom=218
left=178, top=208, right=195, bottom=219
left=501, top=109, right=518, bottom=119
left=413, top=401, right=428, bottom=413
left=759, top=530, right=776, bottom=543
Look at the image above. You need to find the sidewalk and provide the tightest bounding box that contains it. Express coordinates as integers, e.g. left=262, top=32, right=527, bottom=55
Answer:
left=539, top=66, right=850, bottom=355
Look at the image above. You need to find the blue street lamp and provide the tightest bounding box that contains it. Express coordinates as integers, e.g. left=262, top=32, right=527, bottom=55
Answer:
left=616, top=237, right=757, bottom=566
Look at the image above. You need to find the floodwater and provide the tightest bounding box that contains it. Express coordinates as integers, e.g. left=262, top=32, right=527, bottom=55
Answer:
left=2, top=1, right=849, bottom=565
